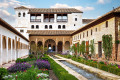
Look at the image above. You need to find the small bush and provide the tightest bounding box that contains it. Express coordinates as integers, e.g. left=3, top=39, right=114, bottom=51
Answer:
left=0, top=68, right=8, bottom=80
left=8, top=63, right=31, bottom=73
left=34, top=60, right=50, bottom=69
left=99, top=61, right=105, bottom=64
left=16, top=57, right=36, bottom=63
left=29, top=54, right=34, bottom=58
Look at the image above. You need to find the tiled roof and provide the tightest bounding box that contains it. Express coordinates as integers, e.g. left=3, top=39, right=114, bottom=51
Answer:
left=72, top=6, right=120, bottom=35
left=14, top=6, right=28, bottom=9
left=27, top=30, right=74, bottom=36
left=14, top=6, right=83, bottom=13
left=28, top=8, right=83, bottom=13
left=82, top=19, right=95, bottom=23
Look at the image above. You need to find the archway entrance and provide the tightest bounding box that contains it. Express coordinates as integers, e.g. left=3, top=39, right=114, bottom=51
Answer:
left=64, top=41, right=70, bottom=52
left=58, top=41, right=62, bottom=52
left=45, top=39, right=56, bottom=52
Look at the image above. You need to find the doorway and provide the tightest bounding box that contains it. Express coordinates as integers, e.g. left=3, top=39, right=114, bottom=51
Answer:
left=98, top=42, right=102, bottom=58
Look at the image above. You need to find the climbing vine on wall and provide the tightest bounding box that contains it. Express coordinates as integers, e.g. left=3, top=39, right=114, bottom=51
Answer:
left=102, top=34, right=113, bottom=60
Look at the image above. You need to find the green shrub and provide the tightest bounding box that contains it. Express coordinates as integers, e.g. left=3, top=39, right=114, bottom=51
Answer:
left=29, top=54, right=34, bottom=58
left=99, top=61, right=104, bottom=64
left=16, top=57, right=36, bottom=63
left=0, top=68, right=8, bottom=80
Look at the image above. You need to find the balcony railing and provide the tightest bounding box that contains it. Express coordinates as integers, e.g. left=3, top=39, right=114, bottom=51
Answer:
left=30, top=19, right=41, bottom=22
left=57, top=19, right=68, bottom=22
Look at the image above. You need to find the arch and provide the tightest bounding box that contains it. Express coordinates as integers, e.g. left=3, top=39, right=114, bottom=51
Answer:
left=2, top=36, right=6, bottom=49
left=18, top=12, right=21, bottom=17
left=45, top=39, right=56, bottom=51
left=64, top=41, right=70, bottom=51
left=23, top=12, right=25, bottom=17
left=8, top=38, right=11, bottom=49
left=12, top=40, right=15, bottom=49
left=37, top=41, right=43, bottom=47
left=58, top=41, right=63, bottom=52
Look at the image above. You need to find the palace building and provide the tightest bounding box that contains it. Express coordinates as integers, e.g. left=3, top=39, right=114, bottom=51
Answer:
left=0, top=6, right=120, bottom=65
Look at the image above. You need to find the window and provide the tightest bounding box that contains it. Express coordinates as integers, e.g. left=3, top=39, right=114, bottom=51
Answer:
left=49, top=25, right=52, bottom=29
left=87, top=31, right=88, bottom=37
left=75, top=18, right=77, bottom=21
left=18, top=12, right=21, bottom=17
left=63, top=25, right=66, bottom=29
left=106, top=21, right=108, bottom=28
left=74, top=24, right=76, bottom=26
left=36, top=25, right=39, bottom=29
left=20, top=29, right=24, bottom=33
left=31, top=25, right=34, bottom=29
left=96, top=28, right=97, bottom=32
left=91, top=29, right=92, bottom=35
left=58, top=25, right=61, bottom=29
left=23, top=12, right=25, bottom=17
left=45, top=25, right=48, bottom=29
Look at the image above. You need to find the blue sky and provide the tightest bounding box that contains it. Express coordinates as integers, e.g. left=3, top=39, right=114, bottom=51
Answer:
left=0, top=0, right=120, bottom=26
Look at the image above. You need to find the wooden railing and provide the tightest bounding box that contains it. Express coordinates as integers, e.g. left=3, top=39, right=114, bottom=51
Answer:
left=57, top=19, right=68, bottom=22
left=30, top=19, right=41, bottom=22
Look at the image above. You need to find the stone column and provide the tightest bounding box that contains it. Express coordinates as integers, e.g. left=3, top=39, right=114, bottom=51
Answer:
left=6, top=37, right=8, bottom=63
left=0, top=35, right=2, bottom=65
left=56, top=45, right=57, bottom=53
left=54, top=14, right=57, bottom=23
left=41, top=14, right=44, bottom=22
left=43, top=38, right=44, bottom=53
left=62, top=37, right=65, bottom=53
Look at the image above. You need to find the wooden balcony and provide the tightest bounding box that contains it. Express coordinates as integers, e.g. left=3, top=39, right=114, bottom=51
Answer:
left=30, top=19, right=41, bottom=22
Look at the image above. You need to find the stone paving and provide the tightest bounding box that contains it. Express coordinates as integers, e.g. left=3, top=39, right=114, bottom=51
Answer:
left=55, top=55, right=120, bottom=80
left=0, top=55, right=28, bottom=69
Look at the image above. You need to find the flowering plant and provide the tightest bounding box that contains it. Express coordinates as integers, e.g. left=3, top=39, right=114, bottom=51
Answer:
left=8, top=63, right=31, bottom=73
left=34, top=60, right=50, bottom=69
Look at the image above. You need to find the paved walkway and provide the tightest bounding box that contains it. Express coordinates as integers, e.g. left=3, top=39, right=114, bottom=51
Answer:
left=0, top=55, right=28, bottom=69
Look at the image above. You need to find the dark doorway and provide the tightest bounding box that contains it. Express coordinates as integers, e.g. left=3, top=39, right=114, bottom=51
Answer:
left=58, top=41, right=62, bottom=52
left=98, top=42, right=102, bottom=58
left=53, top=45, right=55, bottom=51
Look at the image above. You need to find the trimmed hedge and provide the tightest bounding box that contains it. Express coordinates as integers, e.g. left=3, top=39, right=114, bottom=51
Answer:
left=58, top=54, right=120, bottom=76
left=16, top=57, right=36, bottom=63
left=45, top=55, right=78, bottom=80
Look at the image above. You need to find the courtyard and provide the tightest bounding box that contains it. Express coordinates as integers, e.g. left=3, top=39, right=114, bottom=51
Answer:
left=0, top=0, right=120, bottom=80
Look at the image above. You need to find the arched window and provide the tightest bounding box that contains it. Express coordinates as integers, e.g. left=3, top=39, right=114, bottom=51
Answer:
left=12, top=40, right=15, bottom=49
left=23, top=12, right=25, bottom=17
left=8, top=38, right=11, bottom=49
left=18, top=12, right=21, bottom=17
left=2, top=36, right=6, bottom=49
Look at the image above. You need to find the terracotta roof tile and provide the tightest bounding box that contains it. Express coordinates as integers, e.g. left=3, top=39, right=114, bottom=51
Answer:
left=28, top=8, right=83, bottom=13
left=27, top=30, right=74, bottom=36
left=82, top=19, right=95, bottom=23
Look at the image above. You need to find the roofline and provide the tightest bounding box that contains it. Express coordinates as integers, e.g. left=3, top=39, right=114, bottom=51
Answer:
left=0, top=18, right=29, bottom=42
left=72, top=7, right=120, bottom=35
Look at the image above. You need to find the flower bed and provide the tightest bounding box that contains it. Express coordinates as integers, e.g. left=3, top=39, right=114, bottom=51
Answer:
left=34, top=60, right=50, bottom=69
left=0, top=56, right=51, bottom=80
left=57, top=54, right=120, bottom=76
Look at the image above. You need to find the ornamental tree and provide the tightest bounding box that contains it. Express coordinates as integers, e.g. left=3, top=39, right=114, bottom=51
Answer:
left=102, top=34, right=113, bottom=60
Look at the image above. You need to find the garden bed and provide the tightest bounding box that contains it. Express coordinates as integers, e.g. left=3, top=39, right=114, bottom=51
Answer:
left=57, top=54, right=120, bottom=76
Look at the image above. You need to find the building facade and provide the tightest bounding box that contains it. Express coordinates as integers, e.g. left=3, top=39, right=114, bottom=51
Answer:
left=0, top=18, right=29, bottom=65
left=72, top=7, right=120, bottom=61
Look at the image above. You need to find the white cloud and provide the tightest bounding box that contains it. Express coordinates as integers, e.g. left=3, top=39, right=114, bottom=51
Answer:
left=97, top=0, right=111, bottom=4
left=50, top=3, right=94, bottom=11
left=0, top=0, right=33, bottom=27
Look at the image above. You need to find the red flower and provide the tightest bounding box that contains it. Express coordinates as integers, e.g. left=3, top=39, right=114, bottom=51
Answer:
left=37, top=77, right=39, bottom=78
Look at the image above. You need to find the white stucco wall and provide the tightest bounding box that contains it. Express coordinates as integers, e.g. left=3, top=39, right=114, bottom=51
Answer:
left=0, top=25, right=29, bottom=65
